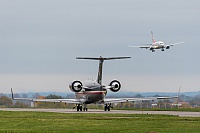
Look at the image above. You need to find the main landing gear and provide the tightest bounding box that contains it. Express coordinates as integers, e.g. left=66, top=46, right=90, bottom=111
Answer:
left=76, top=104, right=88, bottom=112
left=75, top=104, right=113, bottom=112
left=104, top=103, right=113, bottom=111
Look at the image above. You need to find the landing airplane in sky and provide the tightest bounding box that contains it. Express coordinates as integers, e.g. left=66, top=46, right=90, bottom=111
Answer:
left=129, top=31, right=184, bottom=52
left=11, top=56, right=177, bottom=111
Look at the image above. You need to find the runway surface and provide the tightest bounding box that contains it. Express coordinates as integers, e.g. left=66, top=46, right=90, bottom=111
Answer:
left=0, top=108, right=199, bottom=117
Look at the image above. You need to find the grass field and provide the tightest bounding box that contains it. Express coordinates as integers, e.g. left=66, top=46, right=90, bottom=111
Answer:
left=0, top=111, right=199, bottom=133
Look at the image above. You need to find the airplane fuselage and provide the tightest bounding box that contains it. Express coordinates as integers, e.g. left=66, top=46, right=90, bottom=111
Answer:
left=75, top=80, right=106, bottom=104
left=68, top=56, right=129, bottom=111
left=129, top=31, right=184, bottom=52
left=152, top=41, right=165, bottom=49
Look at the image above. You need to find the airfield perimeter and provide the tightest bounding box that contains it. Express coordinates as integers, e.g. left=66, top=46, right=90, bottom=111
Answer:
left=0, top=108, right=199, bottom=117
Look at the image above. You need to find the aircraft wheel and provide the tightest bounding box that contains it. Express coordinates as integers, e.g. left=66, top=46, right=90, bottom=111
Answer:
left=104, top=104, right=111, bottom=111
left=107, top=106, right=110, bottom=111
left=77, top=104, right=82, bottom=111
left=83, top=108, right=88, bottom=111
left=104, top=104, right=107, bottom=111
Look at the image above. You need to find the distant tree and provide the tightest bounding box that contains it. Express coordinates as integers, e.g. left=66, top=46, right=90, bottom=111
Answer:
left=179, top=94, right=188, bottom=101
left=45, top=94, right=62, bottom=99
left=153, top=94, right=161, bottom=97
left=32, top=93, right=40, bottom=98
left=188, top=94, right=200, bottom=106
left=34, top=94, right=64, bottom=108
left=194, top=94, right=200, bottom=106
left=134, top=94, right=143, bottom=98
left=14, top=101, right=29, bottom=108
left=22, top=93, right=28, bottom=98
left=13, top=93, right=21, bottom=98
left=0, top=96, right=13, bottom=107
left=65, top=94, right=75, bottom=98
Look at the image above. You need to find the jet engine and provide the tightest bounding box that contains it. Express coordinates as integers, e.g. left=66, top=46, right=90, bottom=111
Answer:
left=109, top=80, right=121, bottom=92
left=166, top=46, right=170, bottom=49
left=69, top=81, right=82, bottom=92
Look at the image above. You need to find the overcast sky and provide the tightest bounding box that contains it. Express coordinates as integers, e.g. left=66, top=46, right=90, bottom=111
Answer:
left=0, top=0, right=199, bottom=93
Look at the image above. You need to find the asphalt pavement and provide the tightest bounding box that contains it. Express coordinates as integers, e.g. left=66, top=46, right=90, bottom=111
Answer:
left=0, top=108, right=199, bottom=117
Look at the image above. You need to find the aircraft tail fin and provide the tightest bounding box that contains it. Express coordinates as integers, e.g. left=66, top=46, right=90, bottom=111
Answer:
left=177, top=86, right=181, bottom=103
left=11, top=88, right=14, bottom=100
left=76, top=56, right=131, bottom=85
left=151, top=31, right=156, bottom=44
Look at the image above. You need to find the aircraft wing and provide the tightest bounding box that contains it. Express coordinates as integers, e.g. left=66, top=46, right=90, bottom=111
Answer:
left=167, top=41, right=184, bottom=46
left=129, top=44, right=152, bottom=49
left=104, top=96, right=178, bottom=104
left=12, top=97, right=82, bottom=104
left=11, top=88, right=82, bottom=104
left=11, top=89, right=177, bottom=105
left=34, top=99, right=83, bottom=104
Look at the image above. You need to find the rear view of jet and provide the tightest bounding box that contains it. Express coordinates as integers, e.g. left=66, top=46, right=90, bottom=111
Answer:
left=129, top=31, right=184, bottom=52
left=11, top=56, right=178, bottom=111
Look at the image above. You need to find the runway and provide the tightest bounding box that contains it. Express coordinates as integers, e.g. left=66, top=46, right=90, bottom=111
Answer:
left=0, top=108, right=199, bottom=117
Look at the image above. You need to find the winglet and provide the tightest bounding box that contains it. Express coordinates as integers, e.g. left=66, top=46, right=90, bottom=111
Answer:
left=177, top=86, right=181, bottom=99
left=11, top=88, right=14, bottom=100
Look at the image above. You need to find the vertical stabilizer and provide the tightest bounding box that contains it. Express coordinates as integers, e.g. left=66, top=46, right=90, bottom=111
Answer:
left=76, top=56, right=131, bottom=85
left=151, top=31, right=156, bottom=44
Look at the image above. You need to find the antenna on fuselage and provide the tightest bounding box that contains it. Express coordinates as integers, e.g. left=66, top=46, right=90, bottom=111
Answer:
left=76, top=56, right=131, bottom=85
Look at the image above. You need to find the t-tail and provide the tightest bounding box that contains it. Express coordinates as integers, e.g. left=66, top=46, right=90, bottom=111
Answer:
left=151, top=31, right=156, bottom=44
left=76, top=56, right=131, bottom=85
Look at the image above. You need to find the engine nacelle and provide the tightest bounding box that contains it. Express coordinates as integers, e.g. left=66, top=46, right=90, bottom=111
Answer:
left=69, top=81, right=82, bottom=92
left=166, top=46, right=170, bottom=49
left=109, top=80, right=121, bottom=92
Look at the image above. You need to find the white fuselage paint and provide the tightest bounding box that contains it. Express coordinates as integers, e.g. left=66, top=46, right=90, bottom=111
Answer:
left=152, top=41, right=165, bottom=49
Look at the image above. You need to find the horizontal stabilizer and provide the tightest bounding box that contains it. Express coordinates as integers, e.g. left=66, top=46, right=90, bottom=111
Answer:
left=76, top=56, right=130, bottom=84
left=76, top=56, right=131, bottom=60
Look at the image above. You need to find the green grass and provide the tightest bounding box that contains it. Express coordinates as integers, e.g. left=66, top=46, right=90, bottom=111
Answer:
left=0, top=111, right=199, bottom=133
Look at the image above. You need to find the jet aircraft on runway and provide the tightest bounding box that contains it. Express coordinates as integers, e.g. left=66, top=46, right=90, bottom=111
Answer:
left=129, top=31, right=184, bottom=52
left=11, top=56, right=177, bottom=111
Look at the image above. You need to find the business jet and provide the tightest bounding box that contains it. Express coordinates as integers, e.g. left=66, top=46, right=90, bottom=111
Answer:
left=129, top=31, right=184, bottom=52
left=11, top=56, right=177, bottom=111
